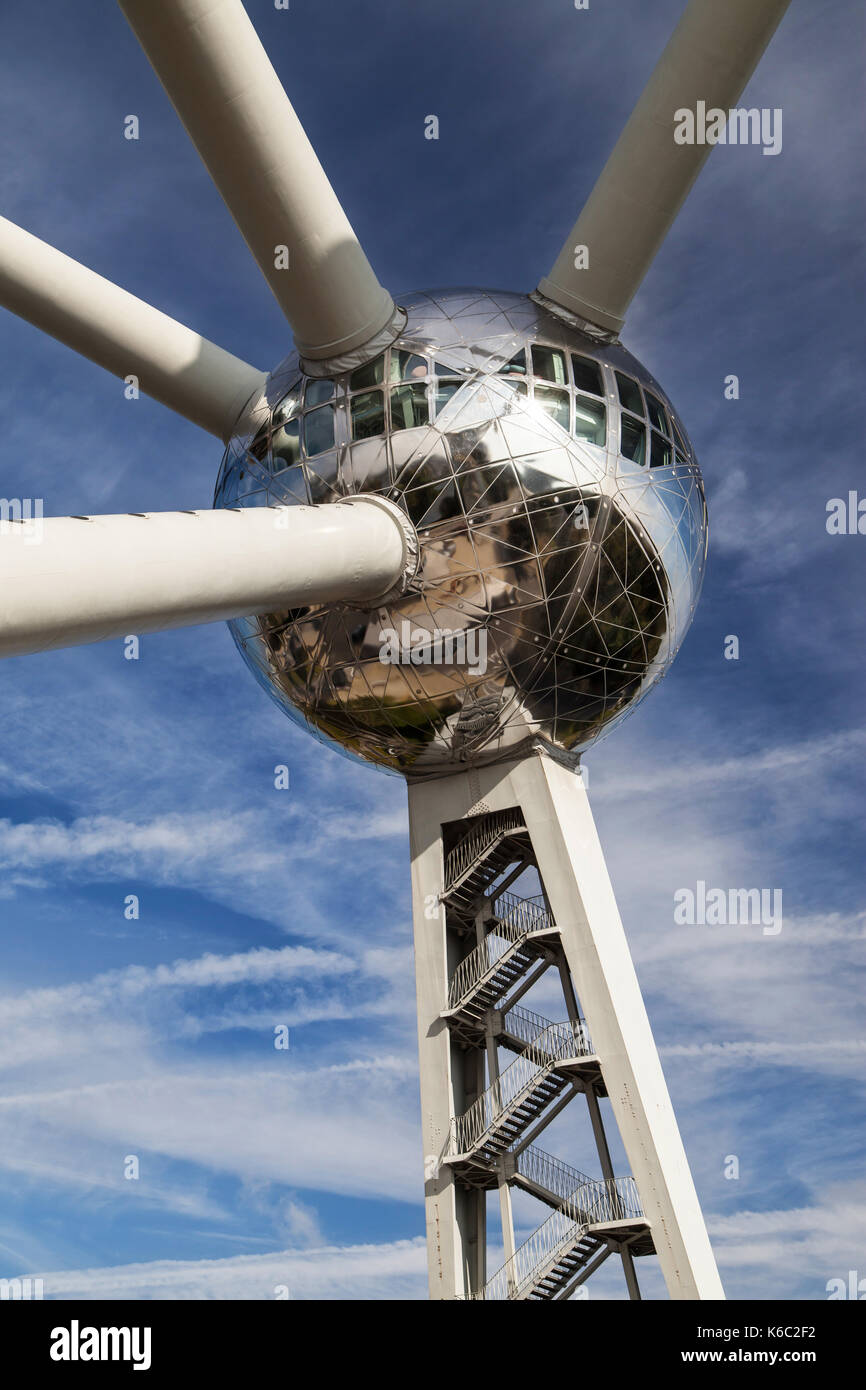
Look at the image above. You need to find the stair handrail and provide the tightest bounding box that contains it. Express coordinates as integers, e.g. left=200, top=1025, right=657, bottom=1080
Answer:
left=447, top=894, right=553, bottom=1010
left=478, top=1207, right=587, bottom=1301
left=450, top=1018, right=592, bottom=1156
left=477, top=1176, right=644, bottom=1301
left=503, top=1004, right=592, bottom=1055
left=516, top=1145, right=596, bottom=1207
left=443, top=809, right=524, bottom=895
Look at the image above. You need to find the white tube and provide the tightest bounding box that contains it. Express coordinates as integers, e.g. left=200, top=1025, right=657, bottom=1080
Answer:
left=0, top=498, right=414, bottom=658
left=119, top=0, right=397, bottom=361
left=537, top=0, right=792, bottom=333
left=0, top=216, right=267, bottom=441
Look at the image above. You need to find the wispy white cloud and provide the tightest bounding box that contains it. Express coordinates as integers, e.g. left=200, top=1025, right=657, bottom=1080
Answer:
left=30, top=1238, right=428, bottom=1301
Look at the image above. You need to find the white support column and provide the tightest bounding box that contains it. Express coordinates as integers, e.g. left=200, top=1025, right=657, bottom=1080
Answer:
left=537, top=0, right=792, bottom=333
left=407, top=791, right=470, bottom=1300
left=0, top=216, right=267, bottom=441
left=119, top=0, right=397, bottom=363
left=0, top=497, right=414, bottom=658
left=407, top=752, right=724, bottom=1301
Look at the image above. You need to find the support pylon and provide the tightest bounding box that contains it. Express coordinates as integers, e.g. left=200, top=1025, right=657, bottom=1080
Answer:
left=407, top=751, right=724, bottom=1301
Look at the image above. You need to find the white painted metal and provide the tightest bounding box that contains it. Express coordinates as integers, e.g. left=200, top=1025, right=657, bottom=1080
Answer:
left=537, top=0, right=792, bottom=333
left=0, top=498, right=412, bottom=658
left=0, top=216, right=267, bottom=441
left=119, top=0, right=396, bottom=361
left=408, top=754, right=724, bottom=1300
left=408, top=789, right=478, bottom=1300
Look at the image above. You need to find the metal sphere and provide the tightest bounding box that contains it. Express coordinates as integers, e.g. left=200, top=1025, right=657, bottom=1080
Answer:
left=215, top=289, right=707, bottom=778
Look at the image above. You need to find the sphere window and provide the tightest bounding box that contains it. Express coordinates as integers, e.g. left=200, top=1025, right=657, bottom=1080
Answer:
left=272, top=418, right=301, bottom=468
left=390, top=383, right=429, bottom=432
left=272, top=388, right=302, bottom=426
left=391, top=350, right=428, bottom=381
left=534, top=383, right=570, bottom=431
left=571, top=353, right=604, bottom=396
left=615, top=371, right=644, bottom=416
left=620, top=414, right=646, bottom=465
left=645, top=389, right=670, bottom=437
left=532, top=345, right=568, bottom=385
left=434, top=379, right=462, bottom=414
left=670, top=414, right=690, bottom=459
left=650, top=430, right=672, bottom=469
left=351, top=389, right=385, bottom=441
left=304, top=378, right=335, bottom=408
left=350, top=354, right=385, bottom=391
left=498, top=350, right=526, bottom=376
left=574, top=396, right=606, bottom=447
left=304, top=404, right=336, bottom=457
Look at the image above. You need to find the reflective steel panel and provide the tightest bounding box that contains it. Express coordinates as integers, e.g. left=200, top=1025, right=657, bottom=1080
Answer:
left=215, top=290, right=707, bottom=778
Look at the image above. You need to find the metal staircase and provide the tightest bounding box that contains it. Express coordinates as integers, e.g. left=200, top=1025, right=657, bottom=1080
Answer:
left=477, top=1177, right=647, bottom=1301
left=441, top=809, right=529, bottom=918
left=445, top=891, right=558, bottom=1027
left=437, top=802, right=654, bottom=1299
left=448, top=1018, right=594, bottom=1174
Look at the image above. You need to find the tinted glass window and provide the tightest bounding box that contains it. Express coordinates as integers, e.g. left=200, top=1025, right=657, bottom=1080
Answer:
left=350, top=354, right=385, bottom=391
left=650, top=430, right=672, bottom=469
left=574, top=396, right=606, bottom=447
left=532, top=345, right=567, bottom=384
left=645, top=390, right=669, bottom=436
left=272, top=388, right=302, bottom=426
left=615, top=372, right=644, bottom=416
left=620, top=415, right=646, bottom=465
left=391, top=350, right=428, bottom=381
left=304, top=405, right=335, bottom=457
left=671, top=416, right=690, bottom=458
left=390, top=383, right=429, bottom=431
left=571, top=354, right=604, bottom=396
left=498, top=350, right=527, bottom=376
left=534, top=384, right=570, bottom=431
left=351, top=389, right=385, bottom=441
left=272, top=418, right=301, bottom=468
left=305, top=378, right=334, bottom=408
left=434, top=379, right=462, bottom=414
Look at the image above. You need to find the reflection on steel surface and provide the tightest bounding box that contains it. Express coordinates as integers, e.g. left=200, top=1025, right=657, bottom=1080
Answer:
left=215, top=290, right=707, bottom=777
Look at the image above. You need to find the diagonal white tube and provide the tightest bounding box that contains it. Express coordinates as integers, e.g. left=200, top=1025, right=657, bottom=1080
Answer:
left=118, top=0, right=397, bottom=362
left=0, top=216, right=267, bottom=441
left=0, top=498, right=415, bottom=658
left=537, top=0, right=792, bottom=334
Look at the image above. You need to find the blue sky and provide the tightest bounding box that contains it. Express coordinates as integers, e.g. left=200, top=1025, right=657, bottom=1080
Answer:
left=0, top=0, right=863, bottom=1299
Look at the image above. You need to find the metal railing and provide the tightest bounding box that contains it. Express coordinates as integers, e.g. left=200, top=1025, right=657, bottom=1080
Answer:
left=447, top=894, right=554, bottom=1011
left=443, top=809, right=524, bottom=895
left=477, top=1177, right=643, bottom=1301
left=502, top=1004, right=592, bottom=1055
left=493, top=890, right=551, bottom=935
left=451, top=1019, right=592, bottom=1156
left=481, top=1205, right=583, bottom=1301
left=568, top=1175, right=643, bottom=1225
left=516, top=1145, right=596, bottom=1208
